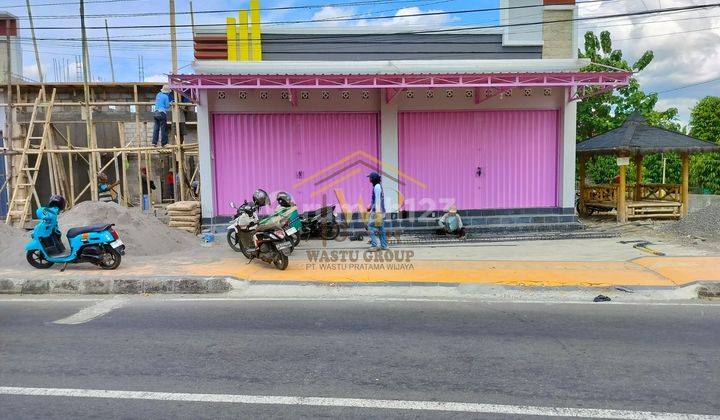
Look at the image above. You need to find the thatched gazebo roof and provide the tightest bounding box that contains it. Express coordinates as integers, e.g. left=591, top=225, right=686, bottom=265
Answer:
left=576, top=111, right=720, bottom=156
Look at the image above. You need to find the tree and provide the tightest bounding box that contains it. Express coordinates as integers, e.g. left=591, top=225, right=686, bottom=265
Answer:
left=577, top=31, right=682, bottom=184
left=688, top=97, right=720, bottom=193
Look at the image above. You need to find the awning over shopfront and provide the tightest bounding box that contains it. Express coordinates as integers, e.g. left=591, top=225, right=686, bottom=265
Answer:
left=169, top=58, right=632, bottom=103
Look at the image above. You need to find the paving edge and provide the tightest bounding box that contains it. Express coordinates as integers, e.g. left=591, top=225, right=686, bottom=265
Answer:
left=0, top=276, right=232, bottom=295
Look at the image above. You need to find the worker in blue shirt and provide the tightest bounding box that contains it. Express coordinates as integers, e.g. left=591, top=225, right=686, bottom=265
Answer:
left=152, top=85, right=173, bottom=147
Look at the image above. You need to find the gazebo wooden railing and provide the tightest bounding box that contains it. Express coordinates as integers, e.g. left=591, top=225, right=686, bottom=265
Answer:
left=576, top=111, right=720, bottom=223
left=580, top=181, right=684, bottom=220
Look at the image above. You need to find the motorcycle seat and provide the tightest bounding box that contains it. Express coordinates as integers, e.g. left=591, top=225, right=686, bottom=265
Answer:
left=67, top=223, right=114, bottom=238
left=256, top=223, right=282, bottom=232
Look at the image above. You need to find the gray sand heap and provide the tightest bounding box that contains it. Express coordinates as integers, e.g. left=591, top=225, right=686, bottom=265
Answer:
left=663, top=204, right=720, bottom=242
left=0, top=222, right=29, bottom=266
left=59, top=201, right=198, bottom=256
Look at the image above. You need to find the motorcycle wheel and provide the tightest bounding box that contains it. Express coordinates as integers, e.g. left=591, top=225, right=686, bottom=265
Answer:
left=26, top=250, right=54, bottom=269
left=290, top=233, right=300, bottom=247
left=273, top=253, right=289, bottom=270
left=226, top=230, right=243, bottom=253
left=97, top=247, right=122, bottom=270
left=319, top=221, right=340, bottom=240
left=237, top=236, right=253, bottom=260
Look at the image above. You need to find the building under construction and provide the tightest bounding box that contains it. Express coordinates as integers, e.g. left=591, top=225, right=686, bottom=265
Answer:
left=1, top=80, right=199, bottom=227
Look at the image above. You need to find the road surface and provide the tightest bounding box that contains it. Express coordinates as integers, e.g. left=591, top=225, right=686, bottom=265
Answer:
left=1, top=296, right=718, bottom=419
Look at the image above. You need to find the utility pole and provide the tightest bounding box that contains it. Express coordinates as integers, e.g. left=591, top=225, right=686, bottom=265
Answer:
left=25, top=0, right=44, bottom=83
left=80, top=0, right=99, bottom=200
left=5, top=19, right=13, bottom=154
left=104, top=19, right=115, bottom=83
left=189, top=1, right=195, bottom=36
left=169, top=0, right=178, bottom=73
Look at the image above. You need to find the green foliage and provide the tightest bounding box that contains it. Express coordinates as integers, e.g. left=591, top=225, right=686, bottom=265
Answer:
left=688, top=97, right=720, bottom=193
left=577, top=31, right=683, bottom=184
left=643, top=153, right=682, bottom=184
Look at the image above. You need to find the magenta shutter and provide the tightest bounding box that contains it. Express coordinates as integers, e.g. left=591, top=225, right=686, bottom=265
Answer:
left=212, top=113, right=378, bottom=216
left=398, top=110, right=557, bottom=210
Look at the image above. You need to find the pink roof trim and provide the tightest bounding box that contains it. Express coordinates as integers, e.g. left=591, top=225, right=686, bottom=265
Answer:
left=169, top=71, right=632, bottom=103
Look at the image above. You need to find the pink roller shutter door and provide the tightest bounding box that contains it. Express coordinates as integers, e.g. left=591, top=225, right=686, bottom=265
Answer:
left=291, top=113, right=379, bottom=213
left=212, top=114, right=296, bottom=216
left=212, top=113, right=378, bottom=216
left=398, top=110, right=557, bottom=210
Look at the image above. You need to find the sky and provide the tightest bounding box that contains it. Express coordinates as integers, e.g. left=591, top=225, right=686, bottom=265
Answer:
left=4, top=0, right=720, bottom=125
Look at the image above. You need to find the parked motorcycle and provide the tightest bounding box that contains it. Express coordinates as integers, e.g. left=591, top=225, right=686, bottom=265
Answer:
left=275, top=191, right=302, bottom=247
left=25, top=195, right=125, bottom=271
left=225, top=189, right=294, bottom=270
left=301, top=205, right=341, bottom=240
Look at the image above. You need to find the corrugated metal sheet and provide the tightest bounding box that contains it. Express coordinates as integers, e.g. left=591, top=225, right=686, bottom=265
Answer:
left=212, top=113, right=378, bottom=216
left=399, top=110, right=557, bottom=210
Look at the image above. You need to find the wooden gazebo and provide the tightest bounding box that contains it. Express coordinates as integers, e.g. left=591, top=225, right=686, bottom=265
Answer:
left=576, top=112, right=720, bottom=222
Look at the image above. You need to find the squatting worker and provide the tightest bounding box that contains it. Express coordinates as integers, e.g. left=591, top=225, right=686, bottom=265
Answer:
left=438, top=204, right=465, bottom=237
left=367, top=171, right=388, bottom=251
left=152, top=85, right=173, bottom=147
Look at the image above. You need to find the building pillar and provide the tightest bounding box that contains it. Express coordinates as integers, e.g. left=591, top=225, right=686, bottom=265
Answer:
left=379, top=91, right=400, bottom=213
left=578, top=154, right=587, bottom=216
left=559, top=89, right=577, bottom=209
left=617, top=163, right=627, bottom=223
left=196, top=90, right=215, bottom=219
left=681, top=153, right=689, bottom=218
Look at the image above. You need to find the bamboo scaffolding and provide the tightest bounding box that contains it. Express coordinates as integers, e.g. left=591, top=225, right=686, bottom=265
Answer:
left=2, top=80, right=198, bottom=222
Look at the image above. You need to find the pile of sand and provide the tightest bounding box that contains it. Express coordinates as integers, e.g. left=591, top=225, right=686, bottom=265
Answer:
left=0, top=222, right=29, bottom=266
left=663, top=204, right=720, bottom=243
left=59, top=201, right=199, bottom=256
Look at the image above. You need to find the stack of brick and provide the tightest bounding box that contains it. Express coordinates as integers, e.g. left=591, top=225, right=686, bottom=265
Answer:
left=167, top=201, right=201, bottom=234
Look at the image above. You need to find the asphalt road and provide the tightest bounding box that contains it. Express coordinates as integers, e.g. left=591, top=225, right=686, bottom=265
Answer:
left=1, top=296, right=719, bottom=419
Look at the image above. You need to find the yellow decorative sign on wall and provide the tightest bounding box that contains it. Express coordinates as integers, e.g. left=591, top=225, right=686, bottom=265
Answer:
left=226, top=0, right=262, bottom=61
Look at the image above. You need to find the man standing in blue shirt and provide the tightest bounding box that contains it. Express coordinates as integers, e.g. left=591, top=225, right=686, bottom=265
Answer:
left=152, top=85, right=173, bottom=147
left=367, top=171, right=388, bottom=251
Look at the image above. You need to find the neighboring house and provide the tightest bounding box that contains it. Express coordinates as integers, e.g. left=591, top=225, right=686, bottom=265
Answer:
left=172, top=0, right=631, bottom=228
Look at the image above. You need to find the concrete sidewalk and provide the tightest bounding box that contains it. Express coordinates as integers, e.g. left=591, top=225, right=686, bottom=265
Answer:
left=1, top=237, right=718, bottom=290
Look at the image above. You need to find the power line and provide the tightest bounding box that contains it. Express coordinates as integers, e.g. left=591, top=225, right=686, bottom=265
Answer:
left=2, top=0, right=141, bottom=8
left=9, top=0, right=452, bottom=17
left=18, top=0, right=616, bottom=30
left=657, top=76, right=720, bottom=94
left=15, top=1, right=720, bottom=46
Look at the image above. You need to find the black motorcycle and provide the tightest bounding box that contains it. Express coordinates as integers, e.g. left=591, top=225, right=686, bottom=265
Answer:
left=301, top=205, right=341, bottom=240
left=226, top=200, right=294, bottom=270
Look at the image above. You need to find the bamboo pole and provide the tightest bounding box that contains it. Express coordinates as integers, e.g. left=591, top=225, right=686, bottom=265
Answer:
left=26, top=0, right=44, bottom=83
left=80, top=0, right=99, bottom=201
left=68, top=149, right=74, bottom=207
left=104, top=19, right=115, bottom=83
left=119, top=123, right=129, bottom=206
left=617, top=162, right=627, bottom=223
left=634, top=155, right=643, bottom=201
left=136, top=150, right=142, bottom=207
left=114, top=152, right=121, bottom=203
left=66, top=125, right=74, bottom=207
left=578, top=155, right=587, bottom=217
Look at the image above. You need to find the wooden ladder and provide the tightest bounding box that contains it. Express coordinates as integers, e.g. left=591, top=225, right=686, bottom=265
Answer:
left=5, top=88, right=57, bottom=228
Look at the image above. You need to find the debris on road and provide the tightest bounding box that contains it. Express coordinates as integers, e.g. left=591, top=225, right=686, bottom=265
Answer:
left=593, top=294, right=612, bottom=302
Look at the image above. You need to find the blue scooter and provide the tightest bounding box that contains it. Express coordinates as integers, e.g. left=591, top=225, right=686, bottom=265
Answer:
left=25, top=195, right=125, bottom=271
